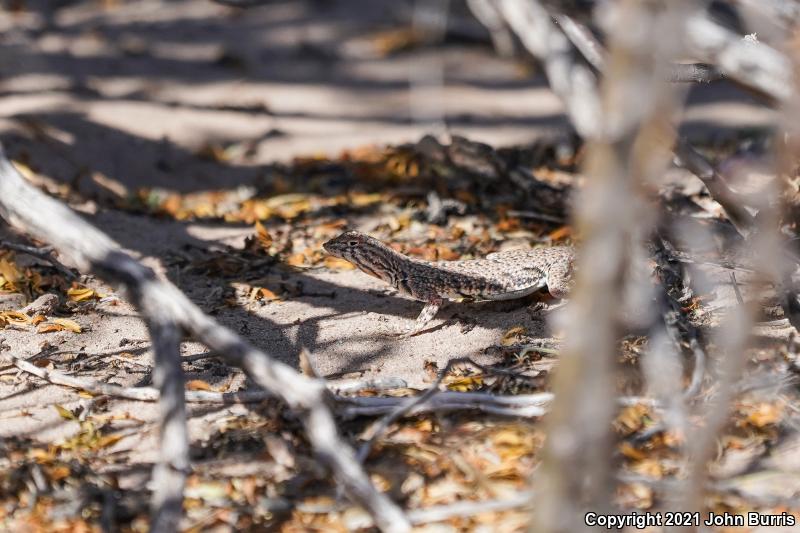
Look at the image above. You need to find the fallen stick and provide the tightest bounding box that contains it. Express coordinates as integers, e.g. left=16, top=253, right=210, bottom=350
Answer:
left=301, top=490, right=535, bottom=529
left=8, top=353, right=407, bottom=402
left=340, top=390, right=554, bottom=420
left=0, top=239, right=77, bottom=280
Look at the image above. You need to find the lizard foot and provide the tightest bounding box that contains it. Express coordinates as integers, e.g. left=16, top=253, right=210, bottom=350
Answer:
left=528, top=299, right=568, bottom=314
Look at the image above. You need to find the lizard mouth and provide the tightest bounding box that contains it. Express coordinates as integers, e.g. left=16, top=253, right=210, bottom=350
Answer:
left=322, top=240, right=340, bottom=256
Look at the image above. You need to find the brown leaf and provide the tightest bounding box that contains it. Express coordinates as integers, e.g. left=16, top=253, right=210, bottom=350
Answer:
left=618, top=442, right=647, bottom=460
left=496, top=218, right=520, bottom=232
left=96, top=433, right=124, bottom=449
left=738, top=401, right=783, bottom=428
left=47, top=465, right=72, bottom=481
left=186, top=379, right=213, bottom=391
left=548, top=226, right=573, bottom=241
left=1, top=311, right=31, bottom=325
left=253, top=220, right=273, bottom=251
left=445, top=376, right=483, bottom=392
left=614, top=404, right=651, bottom=435
left=0, top=257, right=21, bottom=288
left=33, top=358, right=54, bottom=369
left=67, top=285, right=102, bottom=302
left=436, top=247, right=461, bottom=261
left=285, top=252, right=308, bottom=267
left=38, top=318, right=82, bottom=333
left=55, top=404, right=76, bottom=420
left=501, top=326, right=527, bottom=346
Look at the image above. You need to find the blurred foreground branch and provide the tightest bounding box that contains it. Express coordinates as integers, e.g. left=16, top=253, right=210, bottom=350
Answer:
left=532, top=1, right=694, bottom=531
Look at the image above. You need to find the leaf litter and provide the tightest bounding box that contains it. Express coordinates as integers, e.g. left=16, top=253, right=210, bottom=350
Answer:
left=3, top=134, right=800, bottom=531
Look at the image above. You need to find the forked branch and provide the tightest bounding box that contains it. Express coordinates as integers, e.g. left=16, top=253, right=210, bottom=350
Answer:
left=0, top=147, right=410, bottom=533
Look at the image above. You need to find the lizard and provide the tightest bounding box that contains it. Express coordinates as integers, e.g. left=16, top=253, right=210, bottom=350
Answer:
left=323, top=230, right=575, bottom=337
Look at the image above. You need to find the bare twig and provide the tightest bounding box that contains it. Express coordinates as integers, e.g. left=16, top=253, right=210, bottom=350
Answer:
left=553, top=14, right=605, bottom=71
left=319, top=490, right=535, bottom=529
left=355, top=365, right=449, bottom=463
left=685, top=12, right=792, bottom=103
left=338, top=390, right=554, bottom=419
left=672, top=140, right=756, bottom=236
left=466, top=0, right=515, bottom=56
left=328, top=377, right=409, bottom=394
left=505, top=209, right=566, bottom=224
left=145, top=309, right=187, bottom=533
left=355, top=356, right=526, bottom=462
left=0, top=239, right=76, bottom=280
left=7, top=351, right=270, bottom=402
left=0, top=149, right=410, bottom=533
left=667, top=62, right=724, bottom=83
left=650, top=234, right=707, bottom=401
left=496, top=0, right=602, bottom=139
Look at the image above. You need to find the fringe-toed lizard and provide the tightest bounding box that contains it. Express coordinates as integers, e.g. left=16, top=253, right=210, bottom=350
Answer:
left=323, top=230, right=575, bottom=337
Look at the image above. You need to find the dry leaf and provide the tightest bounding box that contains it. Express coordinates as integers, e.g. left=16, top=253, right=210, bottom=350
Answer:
left=186, top=379, right=213, bottom=391
left=446, top=376, right=483, bottom=392
left=501, top=326, right=527, bottom=346
left=614, top=404, right=651, bottom=435
left=47, top=465, right=72, bottom=481
left=618, top=442, right=647, bottom=461
left=55, top=404, right=76, bottom=420
left=350, top=192, right=383, bottom=207
left=0, top=257, right=21, bottom=288
left=1, top=311, right=31, bottom=325
left=67, top=285, right=102, bottom=302
left=285, top=253, right=308, bottom=267
left=738, top=401, right=783, bottom=428
left=436, top=247, right=461, bottom=261
left=38, top=318, right=82, bottom=333
left=96, top=433, right=124, bottom=449
left=253, top=220, right=273, bottom=251
left=548, top=226, right=573, bottom=241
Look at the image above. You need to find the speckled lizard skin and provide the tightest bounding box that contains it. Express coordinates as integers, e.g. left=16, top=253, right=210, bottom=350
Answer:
left=324, top=230, right=575, bottom=337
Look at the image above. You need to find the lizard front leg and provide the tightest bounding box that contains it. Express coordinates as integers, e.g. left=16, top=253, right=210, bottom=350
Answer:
left=385, top=297, right=443, bottom=338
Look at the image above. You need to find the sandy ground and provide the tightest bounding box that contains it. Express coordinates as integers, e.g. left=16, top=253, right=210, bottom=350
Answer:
left=0, top=0, right=777, bottom=472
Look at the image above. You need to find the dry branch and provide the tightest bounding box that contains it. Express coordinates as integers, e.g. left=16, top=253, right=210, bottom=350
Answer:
left=0, top=240, right=77, bottom=280
left=531, top=1, right=694, bottom=531
left=354, top=356, right=532, bottom=462
left=672, top=140, right=757, bottom=236
left=145, top=309, right=187, bottom=533
left=7, top=353, right=274, bottom=402
left=338, top=391, right=553, bottom=419
left=466, top=0, right=515, bottom=57
left=315, top=490, right=535, bottom=529
left=8, top=351, right=554, bottom=417
left=685, top=11, right=792, bottom=103
left=495, top=0, right=602, bottom=138
left=0, top=148, right=410, bottom=533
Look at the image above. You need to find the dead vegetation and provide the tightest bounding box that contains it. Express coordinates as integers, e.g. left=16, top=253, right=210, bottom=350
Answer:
left=2, top=0, right=800, bottom=532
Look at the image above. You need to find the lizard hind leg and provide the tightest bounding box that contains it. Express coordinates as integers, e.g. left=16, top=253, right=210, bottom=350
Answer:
left=385, top=298, right=443, bottom=338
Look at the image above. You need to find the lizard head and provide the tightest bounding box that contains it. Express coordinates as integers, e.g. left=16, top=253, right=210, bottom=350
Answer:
left=323, top=230, right=377, bottom=262
left=323, top=231, right=402, bottom=282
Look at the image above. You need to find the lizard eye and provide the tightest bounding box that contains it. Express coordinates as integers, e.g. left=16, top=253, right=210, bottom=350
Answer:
left=348, top=241, right=358, bottom=246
